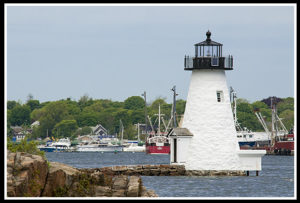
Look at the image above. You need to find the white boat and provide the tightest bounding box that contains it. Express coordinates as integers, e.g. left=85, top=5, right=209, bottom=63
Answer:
left=38, top=138, right=72, bottom=152
left=230, top=87, right=271, bottom=148
left=76, top=140, right=123, bottom=152
left=123, top=143, right=145, bottom=152
left=236, top=128, right=257, bottom=147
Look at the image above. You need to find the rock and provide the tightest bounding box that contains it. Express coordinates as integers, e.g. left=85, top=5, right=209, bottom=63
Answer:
left=126, top=176, right=141, bottom=197
left=111, top=175, right=128, bottom=197
left=140, top=186, right=158, bottom=197
left=42, top=162, right=81, bottom=196
left=94, top=186, right=112, bottom=197
left=7, top=151, right=49, bottom=197
left=7, top=152, right=158, bottom=197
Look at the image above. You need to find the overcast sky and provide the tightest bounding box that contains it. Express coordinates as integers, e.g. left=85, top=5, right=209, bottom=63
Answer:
left=6, top=4, right=295, bottom=104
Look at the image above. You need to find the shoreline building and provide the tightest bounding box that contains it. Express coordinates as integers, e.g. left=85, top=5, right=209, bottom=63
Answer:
left=169, top=31, right=265, bottom=174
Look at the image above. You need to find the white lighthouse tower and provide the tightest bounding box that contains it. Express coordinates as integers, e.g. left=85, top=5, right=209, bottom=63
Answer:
left=169, top=31, right=265, bottom=174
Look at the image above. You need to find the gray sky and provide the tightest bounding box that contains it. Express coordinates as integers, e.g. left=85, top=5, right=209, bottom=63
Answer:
left=6, top=4, right=295, bottom=104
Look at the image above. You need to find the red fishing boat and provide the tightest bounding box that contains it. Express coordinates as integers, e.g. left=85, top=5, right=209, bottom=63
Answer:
left=240, top=97, right=294, bottom=155
left=272, top=130, right=294, bottom=155
left=146, top=131, right=170, bottom=154
left=145, top=104, right=171, bottom=154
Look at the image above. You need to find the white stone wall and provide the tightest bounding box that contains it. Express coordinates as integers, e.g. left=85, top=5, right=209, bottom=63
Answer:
left=182, top=69, right=242, bottom=170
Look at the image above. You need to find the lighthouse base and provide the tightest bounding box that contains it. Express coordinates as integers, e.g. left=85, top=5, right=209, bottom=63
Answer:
left=185, top=170, right=246, bottom=176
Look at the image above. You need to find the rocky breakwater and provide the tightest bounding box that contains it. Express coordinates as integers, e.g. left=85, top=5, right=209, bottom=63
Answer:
left=82, top=165, right=246, bottom=177
left=6, top=151, right=157, bottom=197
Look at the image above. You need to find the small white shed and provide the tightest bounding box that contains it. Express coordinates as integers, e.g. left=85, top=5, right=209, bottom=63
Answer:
left=168, top=128, right=193, bottom=165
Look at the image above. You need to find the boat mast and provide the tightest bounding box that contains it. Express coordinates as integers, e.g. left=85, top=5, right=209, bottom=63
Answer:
left=158, top=104, right=161, bottom=136
left=120, top=120, right=124, bottom=145
left=147, top=115, right=155, bottom=133
left=137, top=123, right=140, bottom=142
left=254, top=110, right=271, bottom=144
left=230, top=86, right=237, bottom=127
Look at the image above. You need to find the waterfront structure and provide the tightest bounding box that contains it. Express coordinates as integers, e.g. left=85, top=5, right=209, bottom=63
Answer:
left=170, top=31, right=265, bottom=173
left=91, top=123, right=108, bottom=136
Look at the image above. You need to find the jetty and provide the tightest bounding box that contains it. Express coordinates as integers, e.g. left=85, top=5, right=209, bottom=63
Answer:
left=80, top=164, right=247, bottom=177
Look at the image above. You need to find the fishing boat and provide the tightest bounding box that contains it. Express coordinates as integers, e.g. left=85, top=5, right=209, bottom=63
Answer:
left=273, top=128, right=294, bottom=155
left=268, top=98, right=294, bottom=155
left=230, top=87, right=258, bottom=148
left=145, top=104, right=171, bottom=154
left=236, top=128, right=256, bottom=148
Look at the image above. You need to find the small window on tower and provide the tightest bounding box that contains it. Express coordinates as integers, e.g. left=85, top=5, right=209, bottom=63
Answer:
left=216, top=91, right=223, bottom=102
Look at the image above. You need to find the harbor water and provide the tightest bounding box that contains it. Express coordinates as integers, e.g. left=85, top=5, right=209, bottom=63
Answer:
left=45, top=152, right=294, bottom=198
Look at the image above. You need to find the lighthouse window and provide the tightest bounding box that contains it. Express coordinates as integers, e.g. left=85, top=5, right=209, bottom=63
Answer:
left=211, top=57, right=219, bottom=66
left=216, top=91, right=224, bottom=102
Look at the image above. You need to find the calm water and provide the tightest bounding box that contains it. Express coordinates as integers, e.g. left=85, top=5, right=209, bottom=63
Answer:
left=45, top=152, right=295, bottom=198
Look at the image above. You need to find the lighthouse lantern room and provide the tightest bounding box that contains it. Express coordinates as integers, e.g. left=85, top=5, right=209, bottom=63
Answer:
left=184, top=30, right=233, bottom=71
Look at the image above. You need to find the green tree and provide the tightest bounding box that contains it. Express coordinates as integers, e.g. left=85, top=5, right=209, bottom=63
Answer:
left=7, top=100, right=19, bottom=110
left=26, top=100, right=40, bottom=111
left=10, top=105, right=31, bottom=126
left=279, top=109, right=294, bottom=131
left=30, top=108, right=46, bottom=122
left=76, top=112, right=99, bottom=127
left=124, top=96, right=145, bottom=110
left=98, top=108, right=116, bottom=134
left=78, top=94, right=94, bottom=110
left=81, top=126, right=93, bottom=135
left=237, top=102, right=253, bottom=114
left=113, top=109, right=131, bottom=128
left=276, top=97, right=294, bottom=115
left=52, top=120, right=78, bottom=139
left=33, top=101, right=70, bottom=138
left=128, top=109, right=145, bottom=124
left=236, top=111, right=263, bottom=131
left=124, top=124, right=138, bottom=140
left=176, top=99, right=186, bottom=116
left=251, top=101, right=268, bottom=111
left=7, top=137, right=45, bottom=158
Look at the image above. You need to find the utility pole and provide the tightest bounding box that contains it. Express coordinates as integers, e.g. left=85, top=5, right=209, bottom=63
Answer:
left=142, top=91, right=147, bottom=141
left=271, top=97, right=276, bottom=146
left=171, top=85, right=178, bottom=128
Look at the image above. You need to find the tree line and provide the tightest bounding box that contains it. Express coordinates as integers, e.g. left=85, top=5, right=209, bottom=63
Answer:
left=6, top=95, right=294, bottom=141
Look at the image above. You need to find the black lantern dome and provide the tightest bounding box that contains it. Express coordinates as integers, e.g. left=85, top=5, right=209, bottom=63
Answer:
left=184, top=31, right=233, bottom=70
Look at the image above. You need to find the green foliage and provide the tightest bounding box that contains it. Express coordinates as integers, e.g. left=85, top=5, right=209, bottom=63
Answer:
left=276, top=97, right=294, bottom=115
left=7, top=100, right=19, bottom=110
left=76, top=112, right=99, bottom=127
left=124, top=96, right=145, bottom=110
left=10, top=105, right=31, bottom=126
left=251, top=101, right=268, bottom=111
left=26, top=100, right=40, bottom=111
left=52, top=120, right=78, bottom=139
left=237, top=102, right=253, bottom=114
left=123, top=124, right=138, bottom=140
left=78, top=94, right=94, bottom=110
left=7, top=137, right=46, bottom=159
left=6, top=95, right=294, bottom=140
left=128, top=109, right=145, bottom=124
left=236, top=111, right=263, bottom=131
left=80, top=126, right=93, bottom=135
left=279, top=109, right=294, bottom=130
left=175, top=99, right=186, bottom=116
